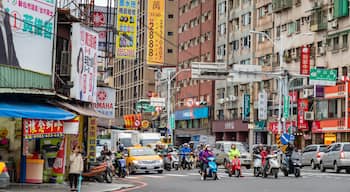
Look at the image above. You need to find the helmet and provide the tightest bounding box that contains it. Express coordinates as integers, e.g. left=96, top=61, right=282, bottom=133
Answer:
left=183, top=143, right=189, bottom=147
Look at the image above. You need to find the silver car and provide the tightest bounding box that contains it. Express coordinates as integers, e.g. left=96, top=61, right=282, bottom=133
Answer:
left=320, top=142, right=350, bottom=173
left=215, top=141, right=252, bottom=169
left=302, top=144, right=327, bottom=169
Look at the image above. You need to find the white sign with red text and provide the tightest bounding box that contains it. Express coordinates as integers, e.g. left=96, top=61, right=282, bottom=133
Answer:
left=93, top=87, right=116, bottom=118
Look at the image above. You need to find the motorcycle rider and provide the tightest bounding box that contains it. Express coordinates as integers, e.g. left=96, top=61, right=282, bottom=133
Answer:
left=260, top=146, right=269, bottom=172
left=201, top=144, right=214, bottom=180
left=285, top=142, right=294, bottom=170
left=228, top=144, right=241, bottom=161
left=114, top=145, right=125, bottom=176
left=180, top=143, right=192, bottom=168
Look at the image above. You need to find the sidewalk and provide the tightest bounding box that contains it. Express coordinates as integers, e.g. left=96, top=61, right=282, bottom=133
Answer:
left=0, top=181, right=134, bottom=192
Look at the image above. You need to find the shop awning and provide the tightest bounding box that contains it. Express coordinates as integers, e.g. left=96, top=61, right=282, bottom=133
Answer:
left=0, top=102, right=76, bottom=120
left=55, top=102, right=110, bottom=119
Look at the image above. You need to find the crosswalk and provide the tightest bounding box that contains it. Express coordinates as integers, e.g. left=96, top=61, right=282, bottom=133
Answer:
left=124, top=170, right=350, bottom=181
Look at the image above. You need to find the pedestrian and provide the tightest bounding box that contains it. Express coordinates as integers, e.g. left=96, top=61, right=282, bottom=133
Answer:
left=69, top=145, right=84, bottom=192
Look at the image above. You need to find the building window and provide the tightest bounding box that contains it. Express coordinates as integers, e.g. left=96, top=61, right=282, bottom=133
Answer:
left=241, top=12, right=251, bottom=26
left=218, top=2, right=226, bottom=15
left=168, top=14, right=174, bottom=19
left=168, top=31, right=174, bottom=36
left=167, top=49, right=173, bottom=53
left=218, top=24, right=226, bottom=36
left=342, top=34, right=348, bottom=48
left=276, top=26, right=281, bottom=38
left=334, top=36, right=340, bottom=50
left=217, top=45, right=226, bottom=60
left=232, top=40, right=239, bottom=51
left=296, top=19, right=301, bottom=33
left=288, top=22, right=296, bottom=35
left=241, top=35, right=251, bottom=48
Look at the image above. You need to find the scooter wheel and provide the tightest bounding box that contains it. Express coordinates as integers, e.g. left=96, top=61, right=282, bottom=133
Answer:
left=213, top=172, right=218, bottom=180
left=228, top=171, right=233, bottom=177
left=235, top=170, right=240, bottom=177
left=295, top=169, right=300, bottom=177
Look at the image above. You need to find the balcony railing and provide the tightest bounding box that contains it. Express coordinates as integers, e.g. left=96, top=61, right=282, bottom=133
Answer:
left=310, top=10, right=328, bottom=32
left=272, top=0, right=293, bottom=12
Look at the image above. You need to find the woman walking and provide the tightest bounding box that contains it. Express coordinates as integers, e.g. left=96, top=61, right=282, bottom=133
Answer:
left=69, top=145, right=84, bottom=191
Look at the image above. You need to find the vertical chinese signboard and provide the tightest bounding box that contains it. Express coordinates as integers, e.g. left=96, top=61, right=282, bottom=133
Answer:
left=116, top=0, right=137, bottom=59
left=147, top=0, right=164, bottom=65
left=71, top=24, right=99, bottom=103
left=298, top=99, right=309, bottom=131
left=23, top=119, right=64, bottom=139
left=2, top=0, right=55, bottom=75
left=300, top=46, right=310, bottom=75
left=283, top=96, right=290, bottom=118
left=87, top=117, right=97, bottom=162
left=258, top=91, right=267, bottom=120
left=242, top=94, right=250, bottom=122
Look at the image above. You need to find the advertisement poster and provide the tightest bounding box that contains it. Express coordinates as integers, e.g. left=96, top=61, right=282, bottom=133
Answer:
left=93, top=6, right=116, bottom=52
left=23, top=119, right=64, bottom=139
left=93, top=87, right=116, bottom=118
left=297, top=99, right=309, bottom=131
left=116, top=0, right=137, bottom=59
left=258, top=91, right=267, bottom=120
left=70, top=23, right=98, bottom=102
left=147, top=0, right=164, bottom=65
left=2, top=0, right=55, bottom=74
left=300, top=46, right=310, bottom=75
left=242, top=94, right=250, bottom=121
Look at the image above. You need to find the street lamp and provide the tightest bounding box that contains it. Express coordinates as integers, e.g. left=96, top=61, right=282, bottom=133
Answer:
left=249, top=30, right=314, bottom=134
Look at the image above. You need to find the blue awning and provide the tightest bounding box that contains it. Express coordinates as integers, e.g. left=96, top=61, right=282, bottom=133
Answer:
left=0, top=102, right=76, bottom=120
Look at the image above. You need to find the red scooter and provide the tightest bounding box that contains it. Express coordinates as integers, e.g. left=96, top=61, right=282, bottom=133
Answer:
left=228, top=156, right=241, bottom=177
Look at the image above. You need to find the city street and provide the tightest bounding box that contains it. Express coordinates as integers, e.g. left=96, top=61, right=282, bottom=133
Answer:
left=123, top=167, right=350, bottom=192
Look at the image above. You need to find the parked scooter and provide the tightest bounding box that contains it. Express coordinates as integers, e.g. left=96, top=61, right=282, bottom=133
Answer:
left=262, top=154, right=280, bottom=179
left=228, top=156, right=241, bottom=177
left=203, top=157, right=218, bottom=180
left=253, top=154, right=263, bottom=177
left=281, top=150, right=302, bottom=177
left=83, top=161, right=112, bottom=183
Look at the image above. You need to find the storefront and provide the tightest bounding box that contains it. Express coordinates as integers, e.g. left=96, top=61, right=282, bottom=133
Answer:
left=0, top=101, right=76, bottom=184
left=174, top=107, right=210, bottom=144
left=212, top=120, right=248, bottom=143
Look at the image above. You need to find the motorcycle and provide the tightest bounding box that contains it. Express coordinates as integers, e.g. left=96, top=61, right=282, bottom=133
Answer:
left=228, top=156, right=241, bottom=177
left=203, top=157, right=218, bottom=180
left=182, top=153, right=192, bottom=170
left=262, top=154, right=280, bottom=179
left=115, top=158, right=127, bottom=178
left=281, top=152, right=302, bottom=177
left=253, top=154, right=262, bottom=177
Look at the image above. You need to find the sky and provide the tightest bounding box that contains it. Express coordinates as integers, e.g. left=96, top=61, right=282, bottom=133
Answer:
left=94, top=0, right=114, bottom=7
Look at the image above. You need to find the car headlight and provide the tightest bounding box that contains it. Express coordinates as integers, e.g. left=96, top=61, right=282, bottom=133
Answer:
left=132, top=160, right=139, bottom=164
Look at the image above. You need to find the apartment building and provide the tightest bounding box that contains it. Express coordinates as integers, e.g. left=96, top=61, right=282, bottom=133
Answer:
left=114, top=0, right=179, bottom=127
left=175, top=0, right=216, bottom=144
left=213, top=0, right=257, bottom=143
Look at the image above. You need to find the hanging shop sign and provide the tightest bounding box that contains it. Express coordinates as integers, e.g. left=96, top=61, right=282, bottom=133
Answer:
left=297, top=99, right=309, bottom=131
left=300, top=46, right=311, bottom=75
left=87, top=117, right=97, bottom=162
left=147, top=0, right=165, bottom=65
left=141, top=120, right=150, bottom=129
left=242, top=94, right=250, bottom=122
left=93, top=87, right=116, bottom=118
left=23, top=119, right=64, bottom=139
left=258, top=91, right=267, bottom=120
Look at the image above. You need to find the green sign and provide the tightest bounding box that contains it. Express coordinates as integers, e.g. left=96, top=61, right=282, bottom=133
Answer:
left=309, top=68, right=337, bottom=86
left=255, top=121, right=266, bottom=131
left=242, top=94, right=250, bottom=121
left=170, top=114, right=175, bottom=130
left=283, top=96, right=290, bottom=118
left=136, top=101, right=155, bottom=112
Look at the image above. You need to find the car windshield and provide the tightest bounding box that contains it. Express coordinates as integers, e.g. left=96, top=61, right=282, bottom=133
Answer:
left=343, top=144, right=350, bottom=152
left=130, top=148, right=156, bottom=156
left=140, top=139, right=160, bottom=146
left=223, top=143, right=246, bottom=153
left=120, top=138, right=133, bottom=147
left=319, top=146, right=328, bottom=152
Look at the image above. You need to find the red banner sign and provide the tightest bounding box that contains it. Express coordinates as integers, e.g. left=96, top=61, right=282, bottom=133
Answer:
left=53, top=138, right=65, bottom=174
left=289, top=91, right=298, bottom=103
left=23, top=119, right=64, bottom=139
left=312, top=120, right=321, bottom=133
left=297, top=99, right=309, bottom=131
left=268, top=121, right=296, bottom=134
left=300, top=46, right=310, bottom=75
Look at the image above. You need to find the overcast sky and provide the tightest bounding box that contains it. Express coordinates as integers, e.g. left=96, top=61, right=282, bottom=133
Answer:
left=94, top=0, right=114, bottom=7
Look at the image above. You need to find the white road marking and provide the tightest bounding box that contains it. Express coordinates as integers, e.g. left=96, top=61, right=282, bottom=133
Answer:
left=165, top=173, right=189, bottom=177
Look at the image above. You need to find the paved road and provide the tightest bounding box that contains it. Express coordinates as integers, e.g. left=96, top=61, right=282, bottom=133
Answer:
left=122, top=167, right=350, bottom=192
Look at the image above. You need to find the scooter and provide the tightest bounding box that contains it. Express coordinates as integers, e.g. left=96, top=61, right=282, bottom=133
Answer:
left=171, top=152, right=179, bottom=170
left=281, top=152, right=302, bottom=177
left=115, top=158, right=127, bottom=178
left=164, top=153, right=173, bottom=171
left=83, top=161, right=112, bottom=183
left=262, top=154, right=280, bottom=179
left=182, top=154, right=192, bottom=170
left=228, top=156, right=241, bottom=177
left=253, top=154, right=263, bottom=177
left=203, top=157, right=218, bottom=180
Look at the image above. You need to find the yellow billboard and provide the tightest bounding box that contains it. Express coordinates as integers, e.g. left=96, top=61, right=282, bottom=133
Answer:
left=116, top=0, right=137, bottom=59
left=147, top=0, right=165, bottom=65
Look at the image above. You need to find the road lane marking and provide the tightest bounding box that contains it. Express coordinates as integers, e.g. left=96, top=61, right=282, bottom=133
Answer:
left=165, top=173, right=189, bottom=177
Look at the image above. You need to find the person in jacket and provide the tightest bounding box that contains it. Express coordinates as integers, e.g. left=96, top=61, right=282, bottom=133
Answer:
left=228, top=144, right=241, bottom=161
left=201, top=144, right=214, bottom=180
left=260, top=146, right=269, bottom=172
left=69, top=145, right=84, bottom=191
left=180, top=143, right=192, bottom=168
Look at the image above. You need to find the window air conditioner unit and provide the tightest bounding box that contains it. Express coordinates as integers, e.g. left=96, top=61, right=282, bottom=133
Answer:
left=229, top=95, right=237, bottom=101
left=218, top=98, right=225, bottom=104
left=225, top=97, right=230, bottom=102
left=302, top=89, right=313, bottom=98
left=304, top=112, right=314, bottom=120
left=331, top=20, right=338, bottom=29
left=319, top=46, right=325, bottom=55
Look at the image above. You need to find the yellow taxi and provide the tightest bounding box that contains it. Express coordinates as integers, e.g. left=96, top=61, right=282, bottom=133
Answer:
left=126, top=146, right=164, bottom=174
